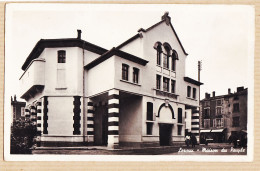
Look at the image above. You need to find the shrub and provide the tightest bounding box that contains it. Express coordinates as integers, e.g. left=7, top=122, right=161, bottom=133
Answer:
left=10, top=119, right=37, bottom=154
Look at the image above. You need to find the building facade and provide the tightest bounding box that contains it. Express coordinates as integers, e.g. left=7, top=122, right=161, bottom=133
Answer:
left=11, top=95, right=26, bottom=123
left=200, top=87, right=247, bottom=143
left=19, top=12, right=202, bottom=148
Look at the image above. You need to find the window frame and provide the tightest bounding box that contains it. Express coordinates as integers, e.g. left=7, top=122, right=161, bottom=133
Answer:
left=187, top=86, right=191, bottom=97
left=122, top=64, right=129, bottom=81
left=156, top=75, right=161, bottom=90
left=171, top=80, right=176, bottom=94
left=172, top=50, right=178, bottom=71
left=232, top=117, right=240, bottom=127
left=233, top=103, right=240, bottom=112
left=58, top=50, right=66, bottom=63
left=204, top=119, right=210, bottom=128
left=163, top=77, right=170, bottom=92
left=193, top=88, right=196, bottom=99
left=133, top=67, right=139, bottom=84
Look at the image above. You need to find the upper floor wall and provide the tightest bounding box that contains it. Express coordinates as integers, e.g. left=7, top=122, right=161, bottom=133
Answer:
left=20, top=47, right=98, bottom=101
left=118, top=20, right=200, bottom=107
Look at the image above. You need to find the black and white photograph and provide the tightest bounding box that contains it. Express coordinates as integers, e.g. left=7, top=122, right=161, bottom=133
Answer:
left=4, top=3, right=254, bottom=161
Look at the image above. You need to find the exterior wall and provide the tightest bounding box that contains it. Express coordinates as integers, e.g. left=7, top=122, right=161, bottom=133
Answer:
left=229, top=93, right=247, bottom=135
left=185, top=109, right=192, bottom=132
left=200, top=89, right=248, bottom=142
left=43, top=47, right=83, bottom=96
left=119, top=37, right=143, bottom=58
left=19, top=58, right=45, bottom=97
left=141, top=96, right=185, bottom=143
left=118, top=21, right=200, bottom=108
left=114, top=56, right=144, bottom=94
left=86, top=56, right=115, bottom=97
left=119, top=96, right=142, bottom=143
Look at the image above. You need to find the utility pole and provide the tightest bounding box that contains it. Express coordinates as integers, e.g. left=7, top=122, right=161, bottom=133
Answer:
left=198, top=60, right=202, bottom=144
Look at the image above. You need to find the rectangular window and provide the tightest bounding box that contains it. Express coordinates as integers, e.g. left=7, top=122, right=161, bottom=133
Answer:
left=187, top=86, right=191, bottom=97
left=213, top=118, right=224, bottom=128
left=147, top=102, right=153, bottom=121
left=177, top=125, right=182, bottom=135
left=216, top=107, right=222, bottom=115
left=171, top=80, right=176, bottom=94
left=122, top=64, right=129, bottom=81
left=193, top=88, right=196, bottom=99
left=233, top=103, right=239, bottom=112
left=21, top=107, right=25, bottom=117
left=204, top=108, right=210, bottom=118
left=157, top=51, right=161, bottom=65
left=216, top=99, right=222, bottom=106
left=204, top=119, right=210, bottom=128
left=156, top=75, right=161, bottom=90
left=232, top=117, right=240, bottom=127
left=133, top=67, right=139, bottom=83
left=163, top=77, right=169, bottom=92
left=204, top=101, right=210, bottom=107
left=147, top=123, right=153, bottom=135
left=172, top=58, right=176, bottom=71
left=178, top=108, right=182, bottom=123
left=58, top=50, right=66, bottom=63
left=163, top=54, right=169, bottom=68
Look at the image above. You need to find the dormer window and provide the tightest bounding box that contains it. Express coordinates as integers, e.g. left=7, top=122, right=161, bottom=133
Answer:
left=58, top=50, right=66, bottom=63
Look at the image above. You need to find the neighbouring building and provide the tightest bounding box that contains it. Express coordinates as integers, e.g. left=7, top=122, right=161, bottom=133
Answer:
left=200, top=87, right=247, bottom=144
left=19, top=12, right=203, bottom=149
left=11, top=95, right=26, bottom=123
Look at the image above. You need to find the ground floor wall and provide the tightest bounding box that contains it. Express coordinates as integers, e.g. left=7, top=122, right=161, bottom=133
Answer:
left=23, top=90, right=198, bottom=148
left=141, top=96, right=186, bottom=146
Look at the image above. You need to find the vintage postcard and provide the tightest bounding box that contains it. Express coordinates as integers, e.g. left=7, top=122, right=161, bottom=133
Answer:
left=4, top=3, right=254, bottom=161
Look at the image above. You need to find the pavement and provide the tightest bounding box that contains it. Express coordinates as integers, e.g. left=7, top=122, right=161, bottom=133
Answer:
left=32, top=143, right=247, bottom=155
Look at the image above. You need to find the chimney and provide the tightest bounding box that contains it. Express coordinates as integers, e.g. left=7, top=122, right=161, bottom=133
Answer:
left=228, top=88, right=231, bottom=94
left=14, top=95, right=16, bottom=102
left=212, top=91, right=215, bottom=97
left=161, top=11, right=171, bottom=25
left=77, top=29, right=82, bottom=39
left=205, top=93, right=210, bottom=99
left=237, top=86, right=244, bottom=92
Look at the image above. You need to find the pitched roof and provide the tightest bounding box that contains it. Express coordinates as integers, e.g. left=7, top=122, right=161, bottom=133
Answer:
left=116, top=13, right=188, bottom=55
left=21, top=38, right=107, bottom=70
left=84, top=47, right=148, bottom=70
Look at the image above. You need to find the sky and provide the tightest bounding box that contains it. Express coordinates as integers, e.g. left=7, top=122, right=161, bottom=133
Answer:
left=4, top=3, right=254, bottom=114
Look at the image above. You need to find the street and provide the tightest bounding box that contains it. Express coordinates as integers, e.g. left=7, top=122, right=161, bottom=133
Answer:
left=32, top=143, right=247, bottom=155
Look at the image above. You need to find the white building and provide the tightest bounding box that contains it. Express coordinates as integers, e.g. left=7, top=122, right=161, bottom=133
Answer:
left=19, top=12, right=202, bottom=149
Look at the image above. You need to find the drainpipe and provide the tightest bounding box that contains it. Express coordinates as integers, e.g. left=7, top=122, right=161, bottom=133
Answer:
left=82, top=34, right=86, bottom=143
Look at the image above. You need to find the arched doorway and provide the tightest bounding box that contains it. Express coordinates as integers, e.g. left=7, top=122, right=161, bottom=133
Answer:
left=158, top=103, right=174, bottom=146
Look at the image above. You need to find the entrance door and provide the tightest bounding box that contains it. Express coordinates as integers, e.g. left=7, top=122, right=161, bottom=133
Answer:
left=94, top=104, right=108, bottom=146
left=159, top=124, right=173, bottom=146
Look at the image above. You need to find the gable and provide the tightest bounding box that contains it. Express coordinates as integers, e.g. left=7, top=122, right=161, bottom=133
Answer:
left=117, top=12, right=188, bottom=56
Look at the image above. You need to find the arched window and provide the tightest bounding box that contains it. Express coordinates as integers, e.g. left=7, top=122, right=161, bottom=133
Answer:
left=172, top=50, right=178, bottom=71
left=154, top=42, right=162, bottom=66
left=163, top=43, right=172, bottom=69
